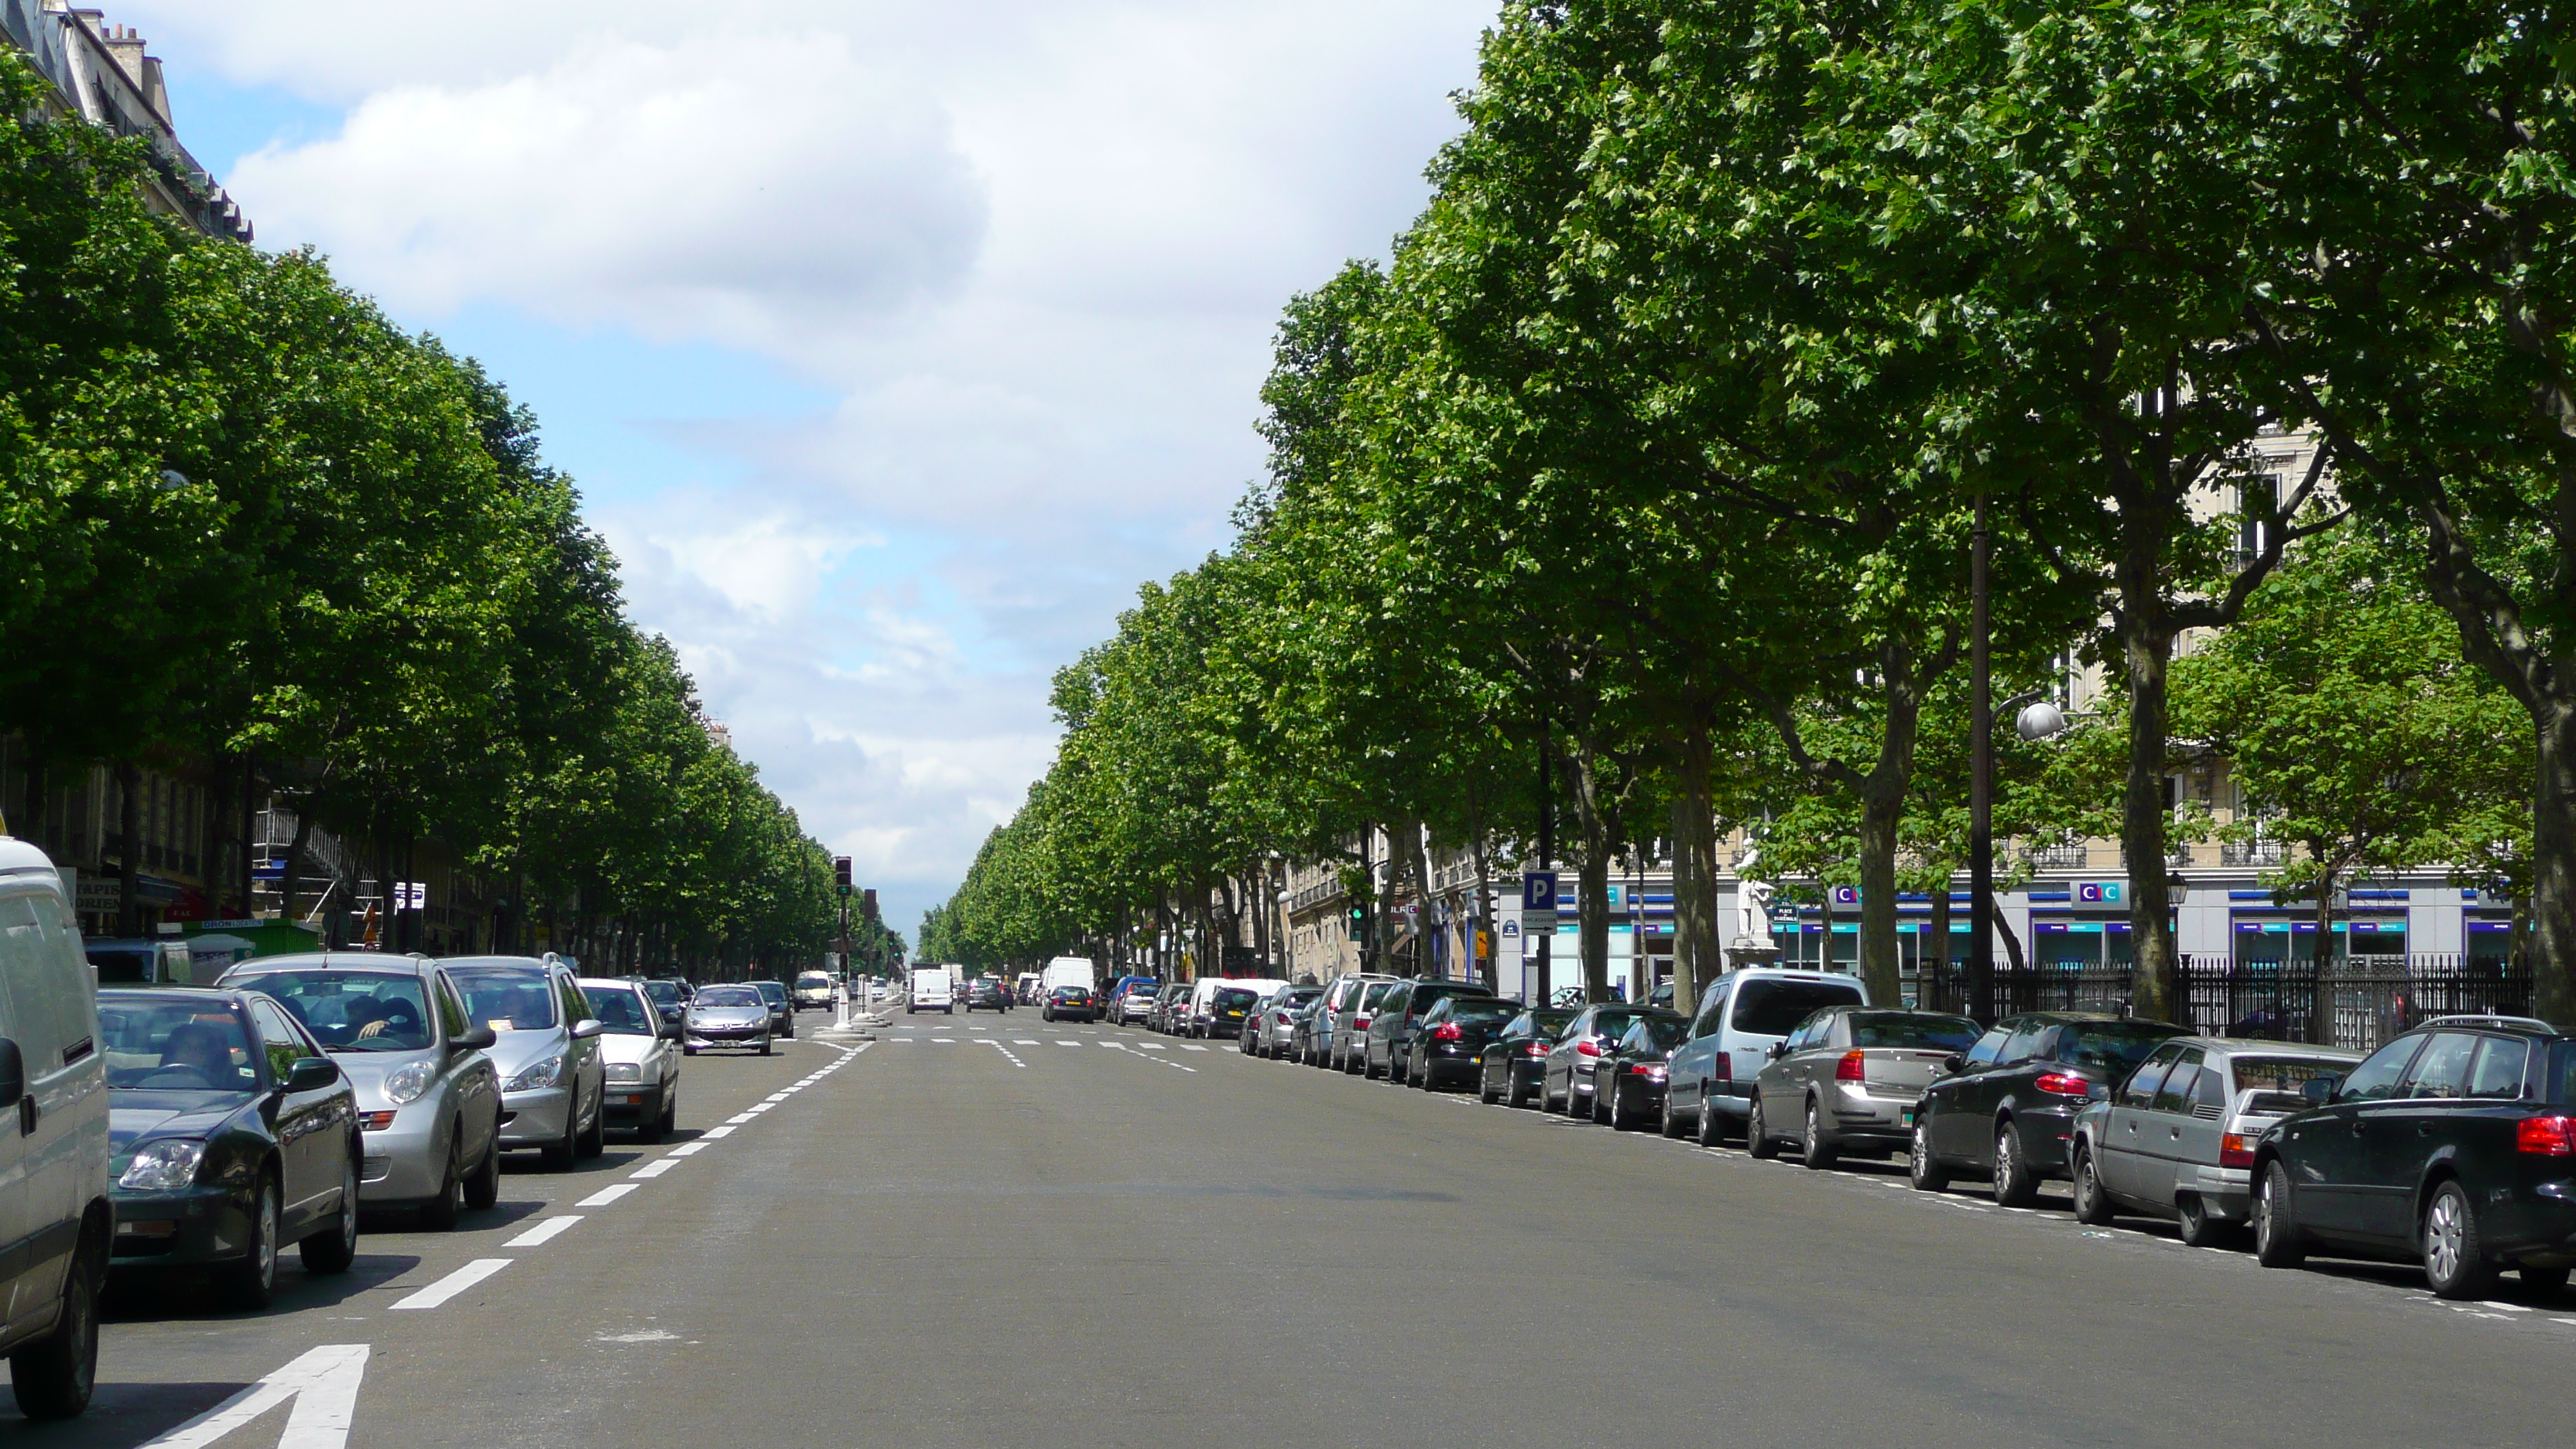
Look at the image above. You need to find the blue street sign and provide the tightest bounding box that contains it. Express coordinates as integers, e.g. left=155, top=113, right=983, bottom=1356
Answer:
left=1521, top=872, right=1559, bottom=913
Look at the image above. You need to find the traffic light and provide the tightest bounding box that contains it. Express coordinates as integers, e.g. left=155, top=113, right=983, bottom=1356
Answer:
left=1348, top=904, right=1365, bottom=940
left=834, top=855, right=852, bottom=894
left=862, top=888, right=879, bottom=921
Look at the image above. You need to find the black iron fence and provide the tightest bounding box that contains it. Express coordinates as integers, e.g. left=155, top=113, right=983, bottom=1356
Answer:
left=1915, top=954, right=2530, bottom=1051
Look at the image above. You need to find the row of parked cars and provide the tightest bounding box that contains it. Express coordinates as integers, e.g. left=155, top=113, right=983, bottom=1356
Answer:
left=0, top=835, right=827, bottom=1422
left=1152, top=956, right=2576, bottom=1303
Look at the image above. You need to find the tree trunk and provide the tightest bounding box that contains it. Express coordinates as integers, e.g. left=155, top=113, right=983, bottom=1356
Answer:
left=115, top=762, right=141, bottom=937
left=2535, top=706, right=2576, bottom=1029
left=1571, top=754, right=1612, bottom=1002
left=2121, top=613, right=2179, bottom=1022
left=1672, top=723, right=1719, bottom=1017
left=1855, top=788, right=1903, bottom=1010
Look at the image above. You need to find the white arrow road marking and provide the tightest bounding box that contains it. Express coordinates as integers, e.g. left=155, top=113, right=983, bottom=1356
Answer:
left=139, top=1343, right=371, bottom=1449
left=503, top=1215, right=582, bottom=1248
left=390, top=1259, right=512, bottom=1310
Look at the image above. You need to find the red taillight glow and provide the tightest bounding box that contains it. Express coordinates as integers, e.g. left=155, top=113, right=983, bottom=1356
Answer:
left=1430, top=1023, right=1462, bottom=1042
left=2220, top=1132, right=2256, bottom=1168
left=1352, top=1015, right=1371, bottom=1029
left=1711, top=1052, right=1730, bottom=1080
left=2518, top=1115, right=2576, bottom=1156
left=2033, top=1070, right=2092, bottom=1098
left=1836, top=1051, right=1866, bottom=1083
left=1524, top=1042, right=1549, bottom=1058
left=1576, top=1039, right=1601, bottom=1057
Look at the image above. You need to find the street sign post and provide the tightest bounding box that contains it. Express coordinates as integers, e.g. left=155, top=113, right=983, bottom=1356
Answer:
left=1519, top=870, right=1560, bottom=933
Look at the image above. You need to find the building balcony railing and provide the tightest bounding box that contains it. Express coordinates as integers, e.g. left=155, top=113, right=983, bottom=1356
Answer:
left=2219, top=839, right=2287, bottom=868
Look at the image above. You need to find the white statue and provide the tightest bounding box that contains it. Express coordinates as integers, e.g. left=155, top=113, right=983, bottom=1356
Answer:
left=1734, top=847, right=1776, bottom=946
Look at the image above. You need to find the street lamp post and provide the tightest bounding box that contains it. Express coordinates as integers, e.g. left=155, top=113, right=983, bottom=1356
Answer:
left=1969, top=495, right=1995, bottom=1023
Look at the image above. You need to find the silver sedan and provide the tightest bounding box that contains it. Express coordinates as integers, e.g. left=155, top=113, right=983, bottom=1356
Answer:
left=214, top=954, right=503, bottom=1230
left=1748, top=1006, right=1982, bottom=1168
left=685, top=984, right=774, bottom=1054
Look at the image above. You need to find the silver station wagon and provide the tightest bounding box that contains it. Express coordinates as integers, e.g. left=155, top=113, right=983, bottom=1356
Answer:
left=2070, top=1036, right=2362, bottom=1245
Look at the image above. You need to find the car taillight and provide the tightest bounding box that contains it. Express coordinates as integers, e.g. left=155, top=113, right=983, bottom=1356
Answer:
left=1712, top=1051, right=1730, bottom=1080
left=1525, top=1042, right=1549, bottom=1057
left=2219, top=1132, right=2256, bottom=1168
left=2519, top=1115, right=2576, bottom=1156
left=1353, top=1015, right=1371, bottom=1029
left=1576, top=1039, right=1601, bottom=1057
left=1430, top=1023, right=1462, bottom=1041
left=2033, top=1070, right=2092, bottom=1098
left=1836, top=1051, right=1865, bottom=1083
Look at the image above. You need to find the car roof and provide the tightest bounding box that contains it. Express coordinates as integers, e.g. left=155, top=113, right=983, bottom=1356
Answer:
left=2166, top=1035, right=2365, bottom=1060
left=228, top=952, right=434, bottom=976
left=574, top=976, right=646, bottom=991
left=97, top=985, right=247, bottom=1007
left=2416, top=1014, right=2559, bottom=1035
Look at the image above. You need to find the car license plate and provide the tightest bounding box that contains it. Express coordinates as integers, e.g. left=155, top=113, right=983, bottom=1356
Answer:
left=1901, top=1109, right=1915, bottom=1126
left=615, top=1094, right=641, bottom=1105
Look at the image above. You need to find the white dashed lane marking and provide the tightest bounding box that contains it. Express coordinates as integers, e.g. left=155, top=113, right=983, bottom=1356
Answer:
left=390, top=1258, right=512, bottom=1310
left=577, top=1184, right=641, bottom=1208
left=503, top=1216, right=582, bottom=1248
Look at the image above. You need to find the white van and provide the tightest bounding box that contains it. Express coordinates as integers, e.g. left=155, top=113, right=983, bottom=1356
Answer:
left=1185, top=976, right=1287, bottom=1039
left=1041, top=957, right=1098, bottom=996
left=907, top=965, right=955, bottom=1015
left=0, top=838, right=110, bottom=1418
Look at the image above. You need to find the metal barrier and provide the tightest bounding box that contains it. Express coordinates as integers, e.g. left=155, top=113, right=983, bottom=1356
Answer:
left=1968, top=954, right=2533, bottom=1050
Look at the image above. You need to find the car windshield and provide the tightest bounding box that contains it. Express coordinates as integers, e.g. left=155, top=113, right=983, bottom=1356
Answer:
left=1358, top=982, right=1399, bottom=1010
left=694, top=985, right=762, bottom=1008
left=98, top=994, right=261, bottom=1091
left=1214, top=989, right=1259, bottom=1009
left=1849, top=1012, right=1982, bottom=1051
left=640, top=981, right=684, bottom=1007
left=1528, top=1009, right=1578, bottom=1036
left=445, top=967, right=560, bottom=1032
left=1586, top=1009, right=1648, bottom=1040
left=2229, top=1055, right=2350, bottom=1092
left=581, top=986, right=656, bottom=1036
left=1731, top=979, right=1865, bottom=1036
left=797, top=973, right=831, bottom=988
left=237, top=970, right=434, bottom=1052
left=754, top=982, right=786, bottom=1002
left=1629, top=1015, right=1688, bottom=1052
left=1447, top=999, right=1519, bottom=1025
left=2058, top=1021, right=2186, bottom=1070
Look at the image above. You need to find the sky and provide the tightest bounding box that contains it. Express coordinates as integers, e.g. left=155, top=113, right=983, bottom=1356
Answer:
left=117, top=1, right=1495, bottom=937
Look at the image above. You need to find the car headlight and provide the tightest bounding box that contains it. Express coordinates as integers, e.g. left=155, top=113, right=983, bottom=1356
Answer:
left=506, top=1054, right=566, bottom=1092
left=119, top=1139, right=207, bottom=1190
left=607, top=1061, right=642, bottom=1082
left=381, top=1059, right=437, bottom=1106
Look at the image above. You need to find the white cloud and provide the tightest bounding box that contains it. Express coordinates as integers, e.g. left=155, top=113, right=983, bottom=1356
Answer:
left=122, top=0, right=1495, bottom=929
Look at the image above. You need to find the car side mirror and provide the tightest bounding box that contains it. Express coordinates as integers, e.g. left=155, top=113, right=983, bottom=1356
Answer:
left=659, top=1019, right=684, bottom=1040
left=571, top=1019, right=604, bottom=1040
left=453, top=1023, right=498, bottom=1052
left=1766, top=1042, right=1790, bottom=1060
left=1942, top=1053, right=1967, bottom=1075
left=0, top=1036, right=25, bottom=1111
left=2302, top=1076, right=2338, bottom=1105
left=284, top=1057, right=340, bottom=1091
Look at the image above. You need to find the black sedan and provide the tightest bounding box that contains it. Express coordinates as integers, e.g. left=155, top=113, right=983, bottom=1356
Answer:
left=1908, top=1012, right=2187, bottom=1205
left=1542, top=1005, right=1657, bottom=1116
left=2252, top=1017, right=2576, bottom=1299
left=1404, top=995, right=1524, bottom=1090
left=1042, top=985, right=1098, bottom=1023
left=966, top=978, right=1012, bottom=1013
left=1479, top=1008, right=1577, bottom=1107
left=99, top=988, right=361, bottom=1310
left=1595, top=1010, right=1690, bottom=1129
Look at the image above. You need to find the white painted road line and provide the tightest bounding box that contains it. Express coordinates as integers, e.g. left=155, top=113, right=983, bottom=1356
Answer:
left=1139, top=1043, right=1167, bottom=1051
left=504, top=1215, right=584, bottom=1248
left=1015, top=1039, right=1040, bottom=1045
left=669, top=1142, right=710, bottom=1156
left=1057, top=1040, right=1082, bottom=1046
left=703, top=1124, right=738, bottom=1139
left=391, top=1258, right=513, bottom=1310
left=724, top=1112, right=758, bottom=1125
left=632, top=1159, right=679, bottom=1179
left=933, top=1038, right=957, bottom=1044
left=577, top=1183, right=642, bottom=1208
left=1181, top=1045, right=1208, bottom=1052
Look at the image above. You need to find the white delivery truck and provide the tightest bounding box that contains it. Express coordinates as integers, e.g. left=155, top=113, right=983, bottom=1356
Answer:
left=908, top=964, right=955, bottom=1014
left=1041, top=957, right=1098, bottom=997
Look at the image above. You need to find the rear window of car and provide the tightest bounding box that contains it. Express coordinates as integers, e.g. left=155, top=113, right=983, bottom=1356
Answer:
left=1848, top=1012, right=1981, bottom=1050
left=1214, top=989, right=1259, bottom=1009
left=1731, top=979, right=1864, bottom=1036
left=2057, top=1021, right=2186, bottom=1070
left=2228, top=1055, right=2349, bottom=1094
left=1358, top=982, right=1398, bottom=1010
left=1447, top=999, right=1518, bottom=1023
left=1631, top=1015, right=1688, bottom=1051
left=1587, top=1008, right=1648, bottom=1040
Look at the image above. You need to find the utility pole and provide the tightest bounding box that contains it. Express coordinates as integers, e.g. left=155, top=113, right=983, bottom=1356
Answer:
left=1968, top=494, right=1995, bottom=1023
left=834, top=855, right=852, bottom=980
left=1536, top=720, right=1554, bottom=1007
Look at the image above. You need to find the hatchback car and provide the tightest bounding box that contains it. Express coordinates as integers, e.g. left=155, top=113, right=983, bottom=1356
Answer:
left=686, top=984, right=775, bottom=1054
left=1909, top=1012, right=2187, bottom=1204
left=580, top=978, right=684, bottom=1141
left=1745, top=1007, right=1982, bottom=1166
left=1330, top=978, right=1405, bottom=1072
left=637, top=977, right=690, bottom=1029
left=1403, top=995, right=1523, bottom=1090
left=1112, top=981, right=1161, bottom=1026
left=2070, top=1036, right=2358, bottom=1244
left=1043, top=985, right=1099, bottom=1023
left=1365, top=980, right=1497, bottom=1081
left=1478, top=1007, right=1577, bottom=1107
left=1543, top=1005, right=1657, bottom=1115
left=1249, top=986, right=1324, bottom=1057
left=217, top=954, right=503, bottom=1230
left=2249, top=1020, right=2576, bottom=1298
left=99, top=988, right=361, bottom=1310
left=1194, top=985, right=1263, bottom=1040
left=1149, top=983, right=1192, bottom=1034
left=1665, top=968, right=1872, bottom=1146
left=1595, top=1010, right=1692, bottom=1129
left=965, top=978, right=1012, bottom=1012
left=444, top=957, right=608, bottom=1169
left=752, top=979, right=796, bottom=1037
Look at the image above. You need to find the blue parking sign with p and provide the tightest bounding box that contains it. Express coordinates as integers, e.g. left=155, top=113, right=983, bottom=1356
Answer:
left=1522, top=871, right=1559, bottom=912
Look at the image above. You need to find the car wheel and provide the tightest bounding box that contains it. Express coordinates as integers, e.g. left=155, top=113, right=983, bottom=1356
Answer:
left=644, top=1086, right=677, bottom=1144
left=2423, top=1180, right=2498, bottom=1300
left=1363, top=1050, right=1383, bottom=1080
left=1909, top=1120, right=1950, bottom=1192
left=1746, top=1095, right=1779, bottom=1159
left=301, top=1149, right=361, bottom=1274
left=1659, top=1093, right=1683, bottom=1139
left=1479, top=1067, right=1502, bottom=1105
left=423, top=1129, right=468, bottom=1229
left=9, top=1226, right=100, bottom=1420
left=464, top=1122, right=502, bottom=1209
left=683, top=1044, right=699, bottom=1056
left=1992, top=1122, right=2040, bottom=1208
left=540, top=1099, right=577, bottom=1170
left=2176, top=1192, right=2224, bottom=1247
left=2252, top=1159, right=2306, bottom=1268
left=576, top=1090, right=606, bottom=1159
left=759, top=1037, right=775, bottom=1057
left=2072, top=1145, right=2115, bottom=1225
left=1800, top=1098, right=1838, bottom=1170
left=217, top=1174, right=281, bottom=1312
left=1695, top=1095, right=1725, bottom=1149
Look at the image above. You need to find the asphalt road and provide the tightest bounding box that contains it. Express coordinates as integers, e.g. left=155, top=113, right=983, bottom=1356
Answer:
left=8, top=1005, right=2574, bottom=1447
